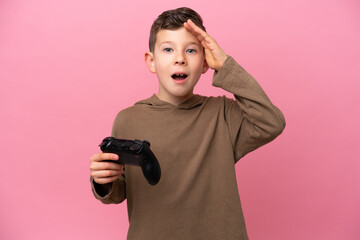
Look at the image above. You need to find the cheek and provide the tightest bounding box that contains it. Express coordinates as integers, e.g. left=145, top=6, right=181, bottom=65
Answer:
left=192, top=57, right=205, bottom=73
left=154, top=56, right=169, bottom=70
left=155, top=63, right=167, bottom=75
left=154, top=61, right=170, bottom=79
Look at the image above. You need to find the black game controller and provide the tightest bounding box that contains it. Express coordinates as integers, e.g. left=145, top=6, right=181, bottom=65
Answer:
left=99, top=137, right=161, bottom=185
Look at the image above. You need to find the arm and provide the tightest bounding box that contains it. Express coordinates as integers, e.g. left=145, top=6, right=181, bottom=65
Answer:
left=213, top=56, right=285, bottom=160
left=89, top=118, right=127, bottom=204
left=184, top=20, right=285, bottom=160
left=90, top=174, right=126, bottom=204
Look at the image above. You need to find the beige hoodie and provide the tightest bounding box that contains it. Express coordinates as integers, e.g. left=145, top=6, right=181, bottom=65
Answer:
left=91, top=56, right=285, bottom=240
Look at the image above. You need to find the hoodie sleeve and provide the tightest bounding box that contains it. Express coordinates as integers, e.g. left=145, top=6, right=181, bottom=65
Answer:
left=90, top=175, right=126, bottom=204
left=212, top=56, right=286, bottom=161
left=90, top=112, right=127, bottom=204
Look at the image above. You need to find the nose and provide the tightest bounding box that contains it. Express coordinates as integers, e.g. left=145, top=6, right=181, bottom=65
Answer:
left=174, top=52, right=186, bottom=65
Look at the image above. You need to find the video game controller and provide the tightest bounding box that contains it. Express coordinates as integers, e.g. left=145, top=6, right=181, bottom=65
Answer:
left=99, top=137, right=161, bottom=185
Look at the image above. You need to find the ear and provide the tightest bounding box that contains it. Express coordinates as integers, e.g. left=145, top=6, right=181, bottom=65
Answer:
left=202, top=59, right=209, bottom=74
left=145, top=51, right=156, bottom=73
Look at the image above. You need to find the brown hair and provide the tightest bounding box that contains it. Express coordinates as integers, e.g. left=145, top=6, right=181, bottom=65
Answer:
left=149, top=7, right=206, bottom=52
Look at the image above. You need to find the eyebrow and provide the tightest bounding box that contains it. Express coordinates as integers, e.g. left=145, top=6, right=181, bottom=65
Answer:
left=159, top=41, right=200, bottom=46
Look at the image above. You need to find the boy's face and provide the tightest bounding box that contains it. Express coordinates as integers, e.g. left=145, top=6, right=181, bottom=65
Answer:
left=145, top=27, right=209, bottom=105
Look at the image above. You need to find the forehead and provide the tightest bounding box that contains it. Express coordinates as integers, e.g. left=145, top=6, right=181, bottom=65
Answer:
left=155, top=27, right=201, bottom=47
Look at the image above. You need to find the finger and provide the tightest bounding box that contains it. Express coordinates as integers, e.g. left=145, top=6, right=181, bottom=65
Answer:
left=90, top=153, right=119, bottom=162
left=184, top=23, right=204, bottom=41
left=184, top=23, right=214, bottom=51
left=90, top=161, right=124, bottom=171
left=185, top=19, right=212, bottom=43
left=184, top=19, right=204, bottom=34
left=183, top=21, right=202, bottom=37
left=92, top=169, right=122, bottom=179
left=94, top=175, right=120, bottom=185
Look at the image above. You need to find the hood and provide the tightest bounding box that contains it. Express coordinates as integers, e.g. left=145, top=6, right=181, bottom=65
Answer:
left=135, top=94, right=204, bottom=110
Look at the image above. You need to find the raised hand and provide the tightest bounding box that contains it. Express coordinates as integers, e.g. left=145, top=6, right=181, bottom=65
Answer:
left=184, top=19, right=228, bottom=71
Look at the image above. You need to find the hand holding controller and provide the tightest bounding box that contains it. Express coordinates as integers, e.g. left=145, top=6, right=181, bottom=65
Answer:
left=99, top=137, right=161, bottom=185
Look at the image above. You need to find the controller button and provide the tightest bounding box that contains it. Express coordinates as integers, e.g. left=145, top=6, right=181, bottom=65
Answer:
left=130, top=144, right=141, bottom=151
left=122, top=142, right=132, bottom=148
left=134, top=139, right=143, bottom=145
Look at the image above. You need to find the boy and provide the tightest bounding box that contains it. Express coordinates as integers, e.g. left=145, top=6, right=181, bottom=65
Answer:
left=90, top=7, right=285, bottom=240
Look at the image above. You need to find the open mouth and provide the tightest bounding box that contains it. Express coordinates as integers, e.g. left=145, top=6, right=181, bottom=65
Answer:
left=171, top=74, right=188, bottom=80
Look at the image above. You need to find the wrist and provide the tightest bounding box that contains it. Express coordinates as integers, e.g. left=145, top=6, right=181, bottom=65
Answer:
left=218, top=54, right=229, bottom=70
left=214, top=54, right=229, bottom=71
left=93, top=180, right=113, bottom=197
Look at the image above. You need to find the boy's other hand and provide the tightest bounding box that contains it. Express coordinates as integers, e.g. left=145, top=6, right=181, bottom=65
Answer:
left=90, top=153, right=124, bottom=184
left=184, top=19, right=228, bottom=71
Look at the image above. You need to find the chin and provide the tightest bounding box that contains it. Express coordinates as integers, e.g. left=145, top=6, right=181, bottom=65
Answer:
left=171, top=90, right=193, bottom=99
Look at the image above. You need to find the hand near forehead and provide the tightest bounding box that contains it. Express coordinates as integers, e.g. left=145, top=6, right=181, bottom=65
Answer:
left=184, top=19, right=228, bottom=71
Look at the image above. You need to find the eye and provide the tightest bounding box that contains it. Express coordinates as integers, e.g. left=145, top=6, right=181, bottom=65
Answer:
left=186, top=49, right=196, bottom=54
left=163, top=48, right=173, bottom=52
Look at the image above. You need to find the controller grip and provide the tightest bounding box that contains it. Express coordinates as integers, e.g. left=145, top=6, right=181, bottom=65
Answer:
left=140, top=146, right=161, bottom=185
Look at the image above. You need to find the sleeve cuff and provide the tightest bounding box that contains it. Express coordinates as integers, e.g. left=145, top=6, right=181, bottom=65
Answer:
left=91, top=176, right=114, bottom=200
left=212, top=55, right=234, bottom=88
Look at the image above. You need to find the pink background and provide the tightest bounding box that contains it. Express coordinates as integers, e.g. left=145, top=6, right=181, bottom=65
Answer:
left=1, top=0, right=359, bottom=239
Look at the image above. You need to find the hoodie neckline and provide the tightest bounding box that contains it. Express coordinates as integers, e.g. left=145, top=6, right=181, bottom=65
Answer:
left=135, top=94, right=204, bottom=110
